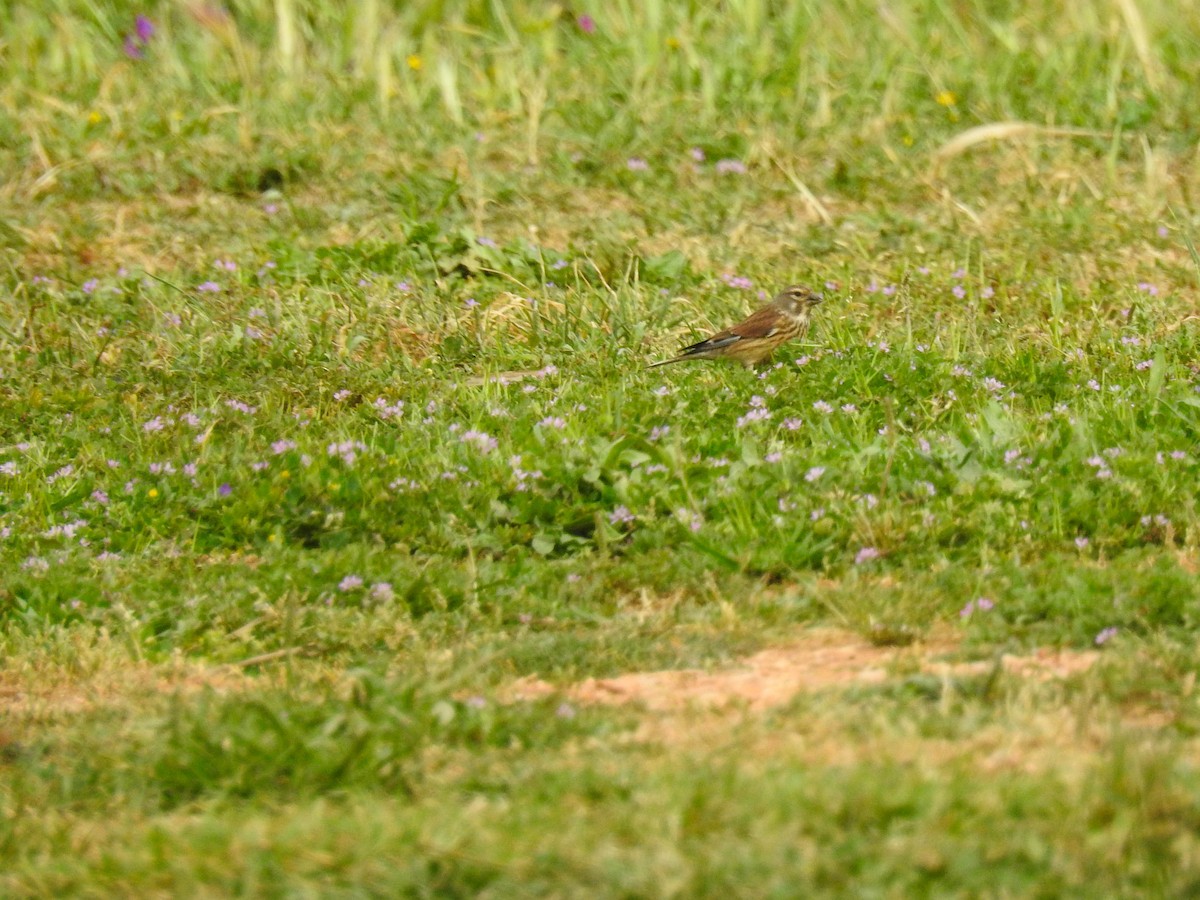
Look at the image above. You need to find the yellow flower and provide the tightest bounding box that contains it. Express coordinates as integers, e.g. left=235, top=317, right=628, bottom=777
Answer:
left=279, top=470, right=290, bottom=479
left=903, top=135, right=914, bottom=147
left=406, top=54, right=422, bottom=71
left=148, top=488, right=159, bottom=498
left=666, top=36, right=680, bottom=50
left=87, top=110, right=103, bottom=124
left=268, top=533, right=278, bottom=542
left=935, top=90, right=957, bottom=107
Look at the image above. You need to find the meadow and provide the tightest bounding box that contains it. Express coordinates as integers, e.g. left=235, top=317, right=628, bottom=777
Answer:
left=3, top=0, right=1200, bottom=894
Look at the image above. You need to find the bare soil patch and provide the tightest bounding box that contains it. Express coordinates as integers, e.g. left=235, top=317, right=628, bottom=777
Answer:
left=508, top=628, right=1100, bottom=712
left=0, top=662, right=255, bottom=718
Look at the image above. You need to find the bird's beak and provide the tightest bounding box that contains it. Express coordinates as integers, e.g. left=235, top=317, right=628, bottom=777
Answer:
left=812, top=293, right=824, bottom=304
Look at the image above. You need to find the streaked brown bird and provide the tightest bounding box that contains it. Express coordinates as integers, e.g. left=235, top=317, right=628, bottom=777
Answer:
left=649, top=284, right=824, bottom=368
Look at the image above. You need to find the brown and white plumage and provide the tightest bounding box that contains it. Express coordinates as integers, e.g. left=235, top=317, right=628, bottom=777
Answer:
left=649, top=284, right=824, bottom=368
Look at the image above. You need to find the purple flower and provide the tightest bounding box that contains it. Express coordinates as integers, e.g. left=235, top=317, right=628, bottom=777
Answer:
left=371, top=582, right=394, bottom=602
left=123, top=35, right=145, bottom=59
left=812, top=401, right=833, bottom=414
left=338, top=575, right=364, bottom=592
left=327, top=440, right=367, bottom=466
left=804, top=466, right=825, bottom=482
left=854, top=547, right=880, bottom=564
left=218, top=483, right=232, bottom=497
left=609, top=505, right=635, bottom=525
left=959, top=597, right=995, bottom=617
left=1074, top=536, right=1090, bottom=549
left=783, top=418, right=802, bottom=430
left=556, top=702, right=577, bottom=719
left=1095, top=626, right=1118, bottom=646
left=952, top=284, right=966, bottom=299
left=48, top=464, right=75, bottom=483
left=626, top=157, right=649, bottom=172
left=197, top=281, right=220, bottom=293
left=715, top=159, right=747, bottom=175
left=577, top=14, right=596, bottom=33
left=460, top=430, right=498, bottom=453
left=690, top=147, right=706, bottom=162
left=373, top=397, right=405, bottom=420
left=82, top=279, right=99, bottom=294
left=135, top=15, right=155, bottom=43
left=736, top=407, right=771, bottom=427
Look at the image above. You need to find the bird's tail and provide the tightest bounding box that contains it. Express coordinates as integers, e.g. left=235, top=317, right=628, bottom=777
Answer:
left=646, top=355, right=687, bottom=368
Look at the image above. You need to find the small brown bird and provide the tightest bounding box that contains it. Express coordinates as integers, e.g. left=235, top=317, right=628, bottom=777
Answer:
left=649, top=284, right=824, bottom=368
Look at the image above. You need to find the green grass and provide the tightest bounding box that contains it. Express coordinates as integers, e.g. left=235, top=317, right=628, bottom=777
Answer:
left=4, top=0, right=1200, bottom=894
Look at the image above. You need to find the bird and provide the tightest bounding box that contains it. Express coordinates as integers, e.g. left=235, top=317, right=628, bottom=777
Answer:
left=648, top=284, right=824, bottom=368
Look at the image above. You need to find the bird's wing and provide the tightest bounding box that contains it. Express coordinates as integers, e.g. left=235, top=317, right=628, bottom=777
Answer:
left=724, top=305, right=784, bottom=339
left=672, top=305, right=785, bottom=355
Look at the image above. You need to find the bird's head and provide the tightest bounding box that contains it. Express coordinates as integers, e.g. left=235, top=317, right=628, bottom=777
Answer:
left=773, top=284, right=824, bottom=315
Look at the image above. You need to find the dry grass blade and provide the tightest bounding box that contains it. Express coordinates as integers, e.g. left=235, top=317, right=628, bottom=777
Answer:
left=769, top=153, right=834, bottom=226
left=1113, top=0, right=1161, bottom=91
left=462, top=369, right=550, bottom=387
left=932, top=121, right=1108, bottom=171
